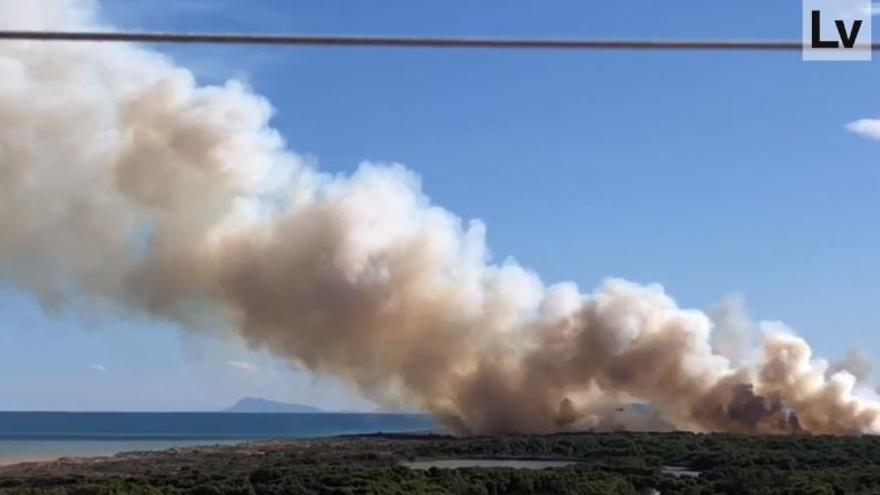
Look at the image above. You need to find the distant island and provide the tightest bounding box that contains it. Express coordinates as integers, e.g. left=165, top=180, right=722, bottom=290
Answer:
left=223, top=397, right=323, bottom=413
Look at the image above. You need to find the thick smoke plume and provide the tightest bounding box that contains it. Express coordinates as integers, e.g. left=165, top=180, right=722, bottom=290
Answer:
left=2, top=0, right=879, bottom=435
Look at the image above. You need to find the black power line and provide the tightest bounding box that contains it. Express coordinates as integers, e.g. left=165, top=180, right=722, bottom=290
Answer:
left=0, top=31, right=871, bottom=51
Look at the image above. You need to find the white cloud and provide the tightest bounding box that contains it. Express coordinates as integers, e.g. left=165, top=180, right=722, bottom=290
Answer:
left=225, top=360, right=258, bottom=372
left=89, top=363, right=107, bottom=372
left=847, top=119, right=880, bottom=140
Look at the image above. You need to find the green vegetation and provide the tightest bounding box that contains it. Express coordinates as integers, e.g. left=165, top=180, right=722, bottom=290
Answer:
left=3, top=432, right=880, bottom=494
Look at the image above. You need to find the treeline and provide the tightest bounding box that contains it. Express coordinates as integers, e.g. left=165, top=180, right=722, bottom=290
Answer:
left=4, top=432, right=880, bottom=494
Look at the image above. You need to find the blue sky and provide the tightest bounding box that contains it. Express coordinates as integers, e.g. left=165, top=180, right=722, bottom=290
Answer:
left=1, top=0, right=879, bottom=411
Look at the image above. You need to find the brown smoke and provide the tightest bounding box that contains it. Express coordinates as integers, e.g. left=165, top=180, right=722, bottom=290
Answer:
left=2, top=0, right=879, bottom=435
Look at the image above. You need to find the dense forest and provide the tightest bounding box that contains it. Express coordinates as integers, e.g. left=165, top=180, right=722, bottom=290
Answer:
left=3, top=432, right=880, bottom=494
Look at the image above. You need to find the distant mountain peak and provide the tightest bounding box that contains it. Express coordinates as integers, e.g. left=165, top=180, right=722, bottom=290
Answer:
left=224, top=397, right=323, bottom=413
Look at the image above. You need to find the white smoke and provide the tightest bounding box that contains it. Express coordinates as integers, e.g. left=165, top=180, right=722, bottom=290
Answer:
left=1, top=0, right=879, bottom=435
left=709, top=294, right=756, bottom=367
left=830, top=350, right=873, bottom=386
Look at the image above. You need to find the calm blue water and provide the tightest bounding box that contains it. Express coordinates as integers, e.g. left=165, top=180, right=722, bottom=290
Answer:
left=0, top=412, right=437, bottom=464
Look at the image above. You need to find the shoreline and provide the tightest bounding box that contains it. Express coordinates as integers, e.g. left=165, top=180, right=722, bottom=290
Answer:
left=0, top=453, right=62, bottom=467
left=0, top=438, right=244, bottom=469
left=0, top=433, right=439, bottom=469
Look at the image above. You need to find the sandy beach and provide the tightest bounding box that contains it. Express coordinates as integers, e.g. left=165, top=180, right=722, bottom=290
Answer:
left=0, top=454, right=61, bottom=467
left=0, top=439, right=237, bottom=469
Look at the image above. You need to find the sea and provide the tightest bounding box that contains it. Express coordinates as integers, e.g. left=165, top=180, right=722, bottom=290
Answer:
left=0, top=412, right=437, bottom=465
